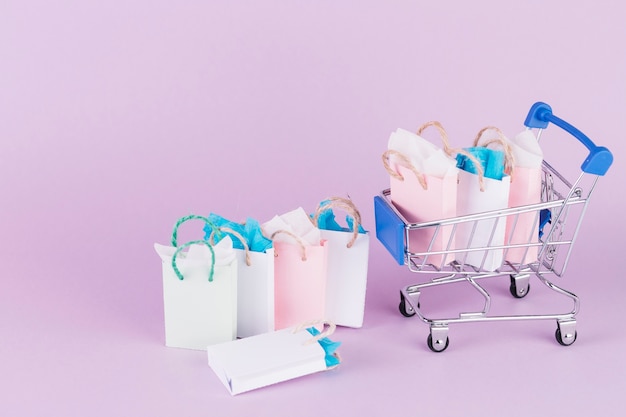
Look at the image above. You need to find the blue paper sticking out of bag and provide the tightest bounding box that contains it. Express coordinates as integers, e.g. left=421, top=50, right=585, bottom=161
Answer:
left=306, top=327, right=341, bottom=368
left=203, top=213, right=273, bottom=253
left=314, top=200, right=367, bottom=234
left=456, top=147, right=506, bottom=180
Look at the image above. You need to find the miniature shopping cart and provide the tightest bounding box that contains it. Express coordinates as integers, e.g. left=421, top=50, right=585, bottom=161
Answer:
left=374, top=102, right=613, bottom=352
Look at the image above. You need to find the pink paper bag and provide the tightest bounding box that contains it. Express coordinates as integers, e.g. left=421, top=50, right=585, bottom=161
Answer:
left=389, top=165, right=457, bottom=267
left=505, top=130, right=543, bottom=265
left=384, top=122, right=458, bottom=268
left=505, top=166, right=542, bottom=264
left=273, top=240, right=328, bottom=330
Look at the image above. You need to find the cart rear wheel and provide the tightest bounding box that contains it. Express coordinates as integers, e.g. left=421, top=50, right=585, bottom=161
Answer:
left=555, top=328, right=577, bottom=346
left=427, top=334, right=449, bottom=353
left=399, top=293, right=416, bottom=317
left=509, top=275, right=530, bottom=298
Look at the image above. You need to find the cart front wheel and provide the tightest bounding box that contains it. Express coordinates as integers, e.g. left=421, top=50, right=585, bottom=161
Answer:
left=399, top=293, right=416, bottom=317
left=427, top=333, right=449, bottom=353
left=555, top=328, right=577, bottom=346
left=509, top=275, right=530, bottom=298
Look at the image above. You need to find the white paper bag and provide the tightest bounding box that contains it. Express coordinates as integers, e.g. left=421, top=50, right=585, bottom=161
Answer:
left=234, top=247, right=275, bottom=338
left=456, top=170, right=511, bottom=271
left=207, top=226, right=276, bottom=339
left=154, top=236, right=238, bottom=350
left=455, top=127, right=513, bottom=271
left=313, top=197, right=369, bottom=328
left=207, top=323, right=340, bottom=395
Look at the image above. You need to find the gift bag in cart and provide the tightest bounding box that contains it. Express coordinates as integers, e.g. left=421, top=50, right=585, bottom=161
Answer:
left=262, top=207, right=328, bottom=330
left=154, top=215, right=238, bottom=350
left=312, top=197, right=369, bottom=328
left=504, top=129, right=544, bottom=266
left=204, top=214, right=276, bottom=338
left=455, top=127, right=514, bottom=271
left=374, top=102, right=613, bottom=352
left=381, top=121, right=459, bottom=268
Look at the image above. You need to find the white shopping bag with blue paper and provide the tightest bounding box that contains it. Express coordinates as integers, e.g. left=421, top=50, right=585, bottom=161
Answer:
left=204, top=214, right=275, bottom=338
left=455, top=127, right=513, bottom=271
left=312, top=197, right=369, bottom=328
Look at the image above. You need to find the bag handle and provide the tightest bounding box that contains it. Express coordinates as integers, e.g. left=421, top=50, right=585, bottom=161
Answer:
left=207, top=226, right=252, bottom=266
left=382, top=149, right=428, bottom=189
left=171, top=214, right=219, bottom=247
left=171, top=240, right=216, bottom=282
left=416, top=120, right=454, bottom=156
left=311, top=197, right=363, bottom=248
left=266, top=230, right=308, bottom=261
left=382, top=121, right=451, bottom=190
left=420, top=120, right=487, bottom=191
left=292, top=320, right=341, bottom=369
left=293, top=320, right=337, bottom=344
left=473, top=126, right=516, bottom=181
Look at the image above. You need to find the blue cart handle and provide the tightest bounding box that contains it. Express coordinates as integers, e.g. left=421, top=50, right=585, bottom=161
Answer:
left=524, top=102, right=613, bottom=176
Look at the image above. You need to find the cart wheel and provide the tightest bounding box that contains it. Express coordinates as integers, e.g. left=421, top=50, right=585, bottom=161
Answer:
left=509, top=275, right=530, bottom=298
left=555, top=328, right=577, bottom=346
left=399, top=293, right=416, bottom=317
left=427, top=333, right=449, bottom=353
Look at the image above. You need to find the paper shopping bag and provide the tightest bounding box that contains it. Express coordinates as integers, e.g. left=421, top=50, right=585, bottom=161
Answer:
left=505, top=130, right=543, bottom=265
left=262, top=208, right=328, bottom=330
left=312, top=197, right=369, bottom=328
left=207, top=322, right=340, bottom=395
left=154, top=237, right=237, bottom=350
left=383, top=121, right=459, bottom=268
left=205, top=215, right=275, bottom=338
left=455, top=127, right=513, bottom=271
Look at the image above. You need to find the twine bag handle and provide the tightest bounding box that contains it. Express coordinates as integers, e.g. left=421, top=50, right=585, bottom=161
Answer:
left=473, top=126, right=516, bottom=181
left=207, top=226, right=252, bottom=266
left=382, top=121, right=452, bottom=190
left=312, top=197, right=363, bottom=248
left=171, top=214, right=219, bottom=247
left=382, top=149, right=428, bottom=189
left=455, top=147, right=486, bottom=191
left=292, top=320, right=337, bottom=344
left=292, top=320, right=341, bottom=369
left=171, top=240, right=216, bottom=282
left=416, top=120, right=454, bottom=156
left=264, top=229, right=308, bottom=262
left=419, top=120, right=487, bottom=191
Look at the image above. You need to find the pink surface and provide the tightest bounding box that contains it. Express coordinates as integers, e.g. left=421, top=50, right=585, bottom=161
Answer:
left=1, top=1, right=624, bottom=415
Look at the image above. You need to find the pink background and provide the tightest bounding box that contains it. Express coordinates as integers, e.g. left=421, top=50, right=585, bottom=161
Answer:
left=1, top=1, right=624, bottom=415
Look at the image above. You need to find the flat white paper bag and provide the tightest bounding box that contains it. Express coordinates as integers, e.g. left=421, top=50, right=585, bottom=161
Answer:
left=207, top=326, right=336, bottom=395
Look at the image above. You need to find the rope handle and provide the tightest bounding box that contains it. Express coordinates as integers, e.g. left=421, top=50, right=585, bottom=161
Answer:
left=208, top=226, right=252, bottom=266
left=382, top=121, right=451, bottom=190
left=171, top=214, right=219, bottom=247
left=266, top=229, right=308, bottom=261
left=473, top=125, right=516, bottom=181
left=171, top=240, right=216, bottom=282
left=312, top=197, right=362, bottom=248
left=382, top=149, right=428, bottom=189
left=416, top=120, right=454, bottom=156
left=292, top=320, right=337, bottom=344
